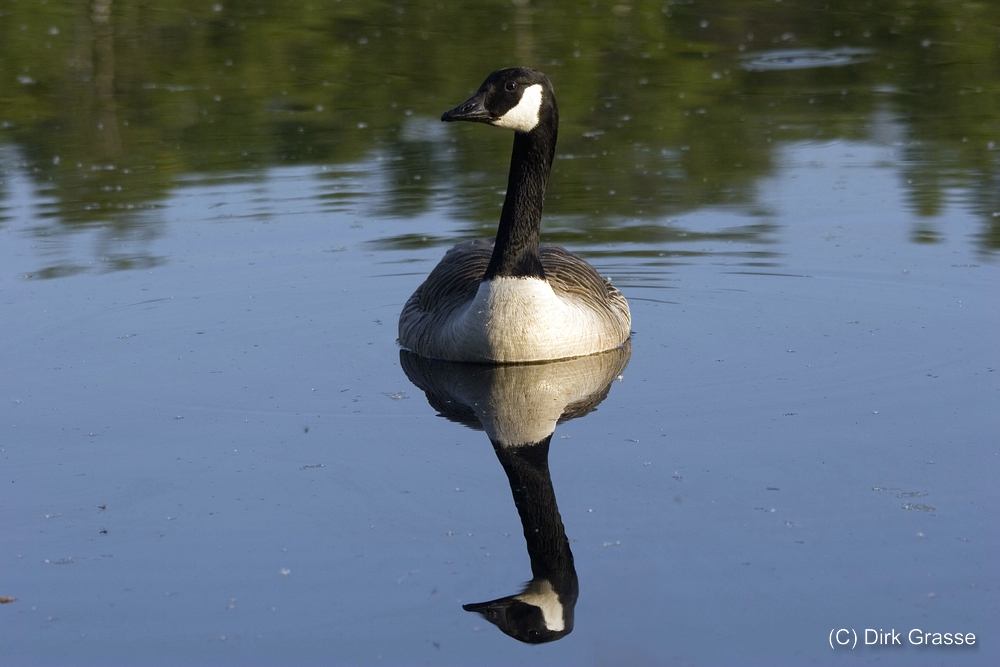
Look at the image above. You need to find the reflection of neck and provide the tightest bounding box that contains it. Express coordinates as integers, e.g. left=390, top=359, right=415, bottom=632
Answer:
left=491, top=435, right=576, bottom=589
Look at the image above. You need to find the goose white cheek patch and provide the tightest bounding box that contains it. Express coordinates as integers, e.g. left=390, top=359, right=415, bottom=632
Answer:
left=493, top=84, right=543, bottom=132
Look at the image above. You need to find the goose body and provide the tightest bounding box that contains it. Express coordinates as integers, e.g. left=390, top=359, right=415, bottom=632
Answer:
left=398, top=67, right=631, bottom=363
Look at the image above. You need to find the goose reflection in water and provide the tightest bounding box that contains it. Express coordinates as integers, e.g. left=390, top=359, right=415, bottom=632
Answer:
left=399, top=342, right=631, bottom=644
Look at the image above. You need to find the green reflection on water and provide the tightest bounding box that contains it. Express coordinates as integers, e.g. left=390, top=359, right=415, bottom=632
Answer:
left=1, top=0, right=998, bottom=274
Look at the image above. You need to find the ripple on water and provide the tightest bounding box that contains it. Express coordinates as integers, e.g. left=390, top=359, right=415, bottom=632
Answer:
left=739, top=47, right=874, bottom=72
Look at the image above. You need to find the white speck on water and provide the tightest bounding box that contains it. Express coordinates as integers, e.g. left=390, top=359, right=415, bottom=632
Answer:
left=279, top=568, right=291, bottom=578
left=396, top=569, right=418, bottom=585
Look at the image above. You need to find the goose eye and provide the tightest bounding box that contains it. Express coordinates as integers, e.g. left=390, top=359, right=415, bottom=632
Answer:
left=504, top=81, right=517, bottom=92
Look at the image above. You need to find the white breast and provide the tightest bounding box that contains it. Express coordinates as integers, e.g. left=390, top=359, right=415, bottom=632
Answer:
left=442, top=276, right=610, bottom=362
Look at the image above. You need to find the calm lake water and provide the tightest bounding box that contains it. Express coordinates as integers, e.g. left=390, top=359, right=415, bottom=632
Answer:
left=2, top=1, right=998, bottom=665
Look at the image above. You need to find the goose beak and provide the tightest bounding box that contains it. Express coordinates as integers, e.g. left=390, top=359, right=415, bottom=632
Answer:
left=441, top=91, right=492, bottom=123
left=462, top=598, right=513, bottom=619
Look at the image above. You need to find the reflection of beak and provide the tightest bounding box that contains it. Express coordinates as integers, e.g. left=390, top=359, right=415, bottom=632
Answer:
left=462, top=597, right=514, bottom=622
left=441, top=91, right=492, bottom=123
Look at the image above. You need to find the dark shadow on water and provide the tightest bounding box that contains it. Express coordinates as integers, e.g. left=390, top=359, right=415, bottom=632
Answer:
left=400, top=342, right=631, bottom=644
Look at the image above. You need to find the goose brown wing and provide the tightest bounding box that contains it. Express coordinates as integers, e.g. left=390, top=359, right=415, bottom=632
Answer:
left=399, top=239, right=495, bottom=356
left=540, top=244, right=631, bottom=331
left=410, top=239, right=494, bottom=314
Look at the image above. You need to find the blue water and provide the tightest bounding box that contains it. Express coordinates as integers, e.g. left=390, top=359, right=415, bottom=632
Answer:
left=2, top=134, right=997, bottom=665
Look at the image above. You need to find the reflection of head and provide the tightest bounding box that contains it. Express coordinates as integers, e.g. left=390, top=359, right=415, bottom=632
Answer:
left=463, top=578, right=574, bottom=644
left=400, top=343, right=631, bottom=644
left=461, top=435, right=579, bottom=644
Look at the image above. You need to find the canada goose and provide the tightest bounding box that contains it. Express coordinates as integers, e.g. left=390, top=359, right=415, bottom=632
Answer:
left=398, top=67, right=631, bottom=363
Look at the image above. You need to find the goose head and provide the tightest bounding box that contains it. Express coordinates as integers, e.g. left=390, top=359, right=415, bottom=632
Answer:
left=441, top=67, right=556, bottom=134
left=463, top=577, right=575, bottom=644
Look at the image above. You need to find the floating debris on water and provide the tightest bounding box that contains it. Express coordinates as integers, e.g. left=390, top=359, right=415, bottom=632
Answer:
left=901, top=502, right=936, bottom=512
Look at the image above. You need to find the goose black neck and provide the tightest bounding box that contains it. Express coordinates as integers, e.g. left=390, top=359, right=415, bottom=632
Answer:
left=484, top=120, right=558, bottom=281
left=490, top=435, right=575, bottom=584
